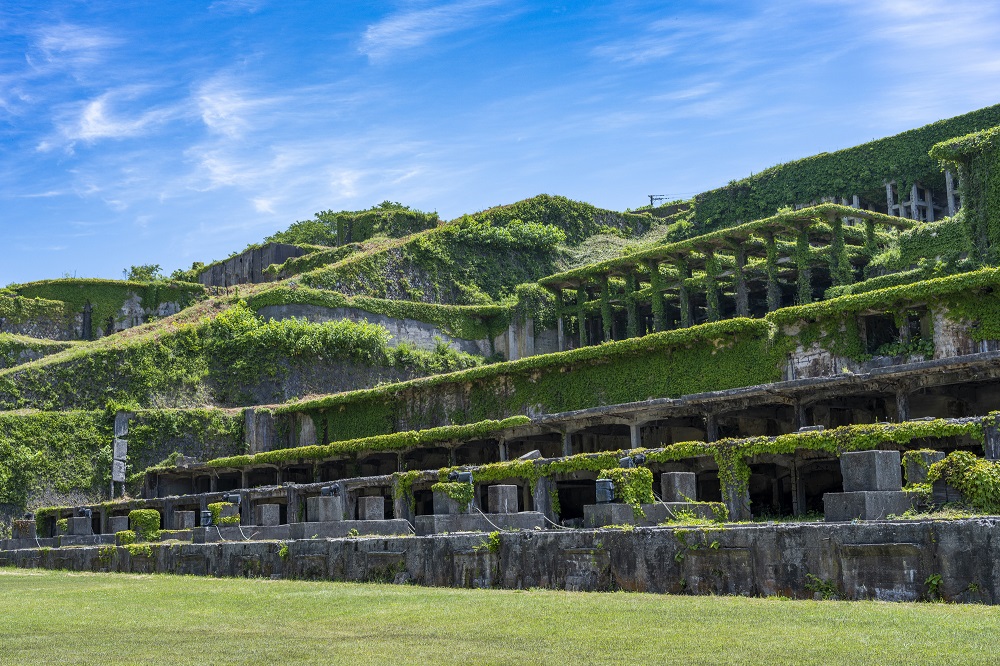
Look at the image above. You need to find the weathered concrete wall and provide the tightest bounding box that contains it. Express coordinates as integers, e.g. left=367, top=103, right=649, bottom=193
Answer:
left=256, top=303, right=491, bottom=357
left=199, top=244, right=308, bottom=288
left=2, top=519, right=997, bottom=603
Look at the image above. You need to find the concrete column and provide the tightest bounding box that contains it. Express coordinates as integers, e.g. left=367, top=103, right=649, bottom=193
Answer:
left=625, top=271, right=639, bottom=338
left=704, top=249, right=719, bottom=323
left=795, top=402, right=808, bottom=430
left=704, top=413, right=718, bottom=443
left=925, top=187, right=935, bottom=222
left=576, top=286, right=588, bottom=348
left=764, top=233, right=780, bottom=312
left=796, top=226, right=812, bottom=305
left=885, top=181, right=895, bottom=216
left=985, top=424, right=1000, bottom=461
left=852, top=194, right=860, bottom=208
left=646, top=260, right=667, bottom=332
left=562, top=432, right=574, bottom=457
left=533, top=476, right=558, bottom=524
left=507, top=322, right=518, bottom=361
left=557, top=316, right=565, bottom=352
left=599, top=276, right=612, bottom=342
left=895, top=388, right=910, bottom=422
left=498, top=440, right=508, bottom=462
left=946, top=170, right=957, bottom=217
left=722, top=475, right=751, bottom=521
left=678, top=259, right=693, bottom=328
left=911, top=183, right=920, bottom=220
left=735, top=246, right=749, bottom=317
left=629, top=423, right=642, bottom=449
left=210, top=475, right=218, bottom=493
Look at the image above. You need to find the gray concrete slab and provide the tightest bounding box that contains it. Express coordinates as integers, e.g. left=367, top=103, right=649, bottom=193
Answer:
left=414, top=512, right=545, bottom=536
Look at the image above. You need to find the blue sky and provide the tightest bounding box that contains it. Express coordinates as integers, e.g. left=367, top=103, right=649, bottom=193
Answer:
left=3, top=1, right=1000, bottom=284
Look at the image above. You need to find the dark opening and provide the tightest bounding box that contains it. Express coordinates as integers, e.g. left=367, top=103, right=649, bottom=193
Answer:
left=697, top=471, right=723, bottom=503
left=801, top=462, right=843, bottom=512
left=556, top=480, right=596, bottom=522
left=413, top=489, right=434, bottom=516
left=863, top=314, right=899, bottom=355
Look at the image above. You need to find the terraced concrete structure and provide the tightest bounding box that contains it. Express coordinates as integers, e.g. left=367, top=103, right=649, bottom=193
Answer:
left=5, top=106, right=1000, bottom=602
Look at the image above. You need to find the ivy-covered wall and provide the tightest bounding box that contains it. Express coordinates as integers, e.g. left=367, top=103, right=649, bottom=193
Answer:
left=11, top=279, right=205, bottom=340
left=0, top=302, right=484, bottom=412
left=0, top=334, right=77, bottom=370
left=687, top=104, right=1000, bottom=237
left=931, top=125, right=1000, bottom=264
left=0, top=293, right=73, bottom=340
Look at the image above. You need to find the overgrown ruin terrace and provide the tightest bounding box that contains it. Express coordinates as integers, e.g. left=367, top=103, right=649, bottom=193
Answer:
left=7, top=105, right=1000, bottom=603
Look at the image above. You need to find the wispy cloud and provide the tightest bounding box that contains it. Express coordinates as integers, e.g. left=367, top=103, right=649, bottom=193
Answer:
left=359, top=0, right=511, bottom=62
left=43, top=87, right=186, bottom=149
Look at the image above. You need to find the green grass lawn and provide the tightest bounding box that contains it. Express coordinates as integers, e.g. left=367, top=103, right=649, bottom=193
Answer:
left=0, top=568, right=998, bottom=665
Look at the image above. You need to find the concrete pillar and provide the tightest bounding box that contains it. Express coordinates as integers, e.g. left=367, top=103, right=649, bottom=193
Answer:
left=925, top=187, right=935, bottom=222
left=896, top=388, right=910, bottom=422
left=625, top=272, right=639, bottom=338
left=507, top=322, right=518, bottom=361
left=533, top=476, right=558, bottom=524
left=488, top=485, right=519, bottom=514
left=986, top=424, right=1000, bottom=461
left=764, top=233, right=780, bottom=312
left=678, top=259, right=693, bottom=328
left=576, top=286, right=587, bottom=348
left=646, top=259, right=667, bottom=332
left=210, top=475, right=218, bottom=493
left=852, top=194, right=860, bottom=208
left=704, top=413, right=718, bottom=443
left=946, top=170, right=957, bottom=217
left=722, top=476, right=751, bottom=521
left=629, top=423, right=642, bottom=450
left=735, top=246, right=749, bottom=317
left=498, top=440, right=508, bottom=462
left=911, top=183, right=920, bottom=220
left=562, top=432, right=574, bottom=457
left=796, top=226, right=812, bottom=305
left=557, top=316, right=565, bottom=352
left=885, top=181, right=895, bottom=216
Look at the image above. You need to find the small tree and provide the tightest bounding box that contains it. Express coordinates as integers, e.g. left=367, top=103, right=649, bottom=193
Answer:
left=124, top=264, right=163, bottom=282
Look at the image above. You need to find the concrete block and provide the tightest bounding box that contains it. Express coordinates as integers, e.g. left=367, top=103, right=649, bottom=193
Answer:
left=584, top=503, right=640, bottom=528
left=12, top=520, right=35, bottom=540
left=661, top=472, right=697, bottom=502
left=173, top=511, right=196, bottom=530
left=904, top=451, right=945, bottom=485
left=288, top=520, right=412, bottom=540
left=488, top=485, right=518, bottom=514
left=67, top=516, right=92, bottom=536
left=433, top=490, right=471, bottom=515
left=932, top=480, right=964, bottom=505
left=306, top=495, right=343, bottom=523
left=107, top=516, right=130, bottom=534
left=358, top=497, right=385, bottom=521
left=823, top=491, right=916, bottom=521
left=414, top=512, right=545, bottom=536
left=840, top=450, right=902, bottom=492
left=255, top=504, right=281, bottom=527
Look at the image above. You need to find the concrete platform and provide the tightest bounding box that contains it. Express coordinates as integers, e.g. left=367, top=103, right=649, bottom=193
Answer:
left=823, top=491, right=916, bottom=521
left=584, top=502, right=723, bottom=528
left=194, top=524, right=292, bottom=543
left=415, top=512, right=545, bottom=536
left=289, top=520, right=411, bottom=540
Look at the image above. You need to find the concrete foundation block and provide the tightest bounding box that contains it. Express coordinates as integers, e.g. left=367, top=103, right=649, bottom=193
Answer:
left=840, top=450, right=903, bottom=492
left=173, top=511, right=196, bottom=530
left=584, top=502, right=723, bottom=528
left=306, top=495, right=343, bottom=523
left=255, top=504, right=281, bottom=527
left=107, top=516, right=130, bottom=534
left=932, top=480, right=964, bottom=505
left=288, top=520, right=411, bottom=540
left=12, top=521, right=36, bottom=540
left=433, top=490, right=471, bottom=515
left=824, top=491, right=916, bottom=521
left=414, top=512, right=545, bottom=536
left=488, top=485, right=518, bottom=514
left=905, top=451, right=945, bottom=485
left=661, top=472, right=697, bottom=502
left=358, top=497, right=385, bottom=521
left=68, top=516, right=92, bottom=536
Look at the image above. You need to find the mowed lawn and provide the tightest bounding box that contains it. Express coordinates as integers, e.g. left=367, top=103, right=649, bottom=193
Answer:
left=1, top=569, right=998, bottom=665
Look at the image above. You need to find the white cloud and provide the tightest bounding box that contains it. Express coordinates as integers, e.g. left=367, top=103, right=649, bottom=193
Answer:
left=196, top=77, right=280, bottom=138
left=359, top=0, right=510, bottom=62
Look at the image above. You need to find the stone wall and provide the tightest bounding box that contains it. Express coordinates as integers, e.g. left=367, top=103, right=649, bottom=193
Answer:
left=198, top=244, right=308, bottom=288
left=2, top=519, right=997, bottom=603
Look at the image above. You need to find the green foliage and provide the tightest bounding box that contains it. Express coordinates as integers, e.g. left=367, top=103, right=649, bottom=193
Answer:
left=0, top=334, right=76, bottom=369
left=116, top=530, right=136, bottom=546
left=208, top=502, right=240, bottom=525
left=125, top=265, right=164, bottom=282
left=124, top=543, right=154, bottom=558
left=128, top=509, right=160, bottom=541
left=931, top=124, right=1000, bottom=264
left=927, top=451, right=1000, bottom=513
left=266, top=203, right=439, bottom=247
left=599, top=467, right=654, bottom=518
left=11, top=278, right=204, bottom=340
left=246, top=285, right=508, bottom=341
left=0, top=410, right=112, bottom=509
left=431, top=481, right=474, bottom=508
left=805, top=574, right=839, bottom=600
left=208, top=417, right=529, bottom=468
left=56, top=518, right=68, bottom=534
left=0, top=294, right=70, bottom=328
left=278, top=542, right=289, bottom=560
left=690, top=104, right=1000, bottom=236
